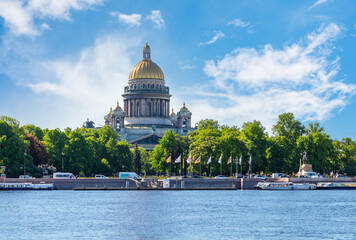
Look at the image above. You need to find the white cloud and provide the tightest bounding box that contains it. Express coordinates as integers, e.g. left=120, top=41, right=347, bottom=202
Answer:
left=309, top=0, right=328, bottom=10
left=0, top=0, right=101, bottom=36
left=228, top=19, right=249, bottom=28
left=192, top=23, right=356, bottom=132
left=180, top=64, right=196, bottom=70
left=199, top=31, right=225, bottom=46
left=24, top=35, right=141, bottom=129
left=147, top=10, right=165, bottom=29
left=118, top=13, right=142, bottom=26
left=0, top=0, right=36, bottom=35
left=41, top=23, right=50, bottom=30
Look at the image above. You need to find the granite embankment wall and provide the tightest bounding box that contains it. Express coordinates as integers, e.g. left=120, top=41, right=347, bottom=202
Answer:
left=0, top=177, right=138, bottom=190
left=1, top=177, right=355, bottom=190
left=164, top=178, right=242, bottom=190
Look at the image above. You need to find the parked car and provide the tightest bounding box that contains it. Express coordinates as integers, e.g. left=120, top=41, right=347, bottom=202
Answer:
left=318, top=174, right=327, bottom=178
left=272, top=173, right=288, bottom=178
left=215, top=175, right=229, bottom=179
left=19, top=175, right=33, bottom=179
left=192, top=175, right=203, bottom=178
left=303, top=172, right=319, bottom=178
left=334, top=174, right=347, bottom=178
left=53, top=172, right=76, bottom=179
left=95, top=174, right=108, bottom=179
left=254, top=175, right=268, bottom=180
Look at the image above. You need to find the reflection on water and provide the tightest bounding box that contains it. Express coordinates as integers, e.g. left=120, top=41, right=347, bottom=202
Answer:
left=0, top=190, right=355, bottom=239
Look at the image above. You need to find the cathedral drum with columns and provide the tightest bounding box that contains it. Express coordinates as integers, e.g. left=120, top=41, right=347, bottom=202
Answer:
left=104, top=43, right=195, bottom=150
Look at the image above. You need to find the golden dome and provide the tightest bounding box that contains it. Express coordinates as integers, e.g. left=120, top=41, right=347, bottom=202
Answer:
left=169, top=108, right=176, bottom=116
left=129, top=60, right=164, bottom=80
left=180, top=103, right=189, bottom=112
left=106, top=107, right=113, bottom=116
left=113, top=101, right=123, bottom=112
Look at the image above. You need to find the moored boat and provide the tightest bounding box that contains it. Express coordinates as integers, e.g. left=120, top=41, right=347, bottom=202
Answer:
left=256, top=182, right=316, bottom=190
left=316, top=182, right=356, bottom=190
left=0, top=183, right=54, bottom=190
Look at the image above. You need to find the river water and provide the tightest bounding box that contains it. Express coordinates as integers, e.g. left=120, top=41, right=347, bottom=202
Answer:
left=0, top=190, right=355, bottom=239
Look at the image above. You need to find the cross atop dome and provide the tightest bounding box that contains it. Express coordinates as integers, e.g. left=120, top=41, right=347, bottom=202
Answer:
left=143, top=43, right=151, bottom=60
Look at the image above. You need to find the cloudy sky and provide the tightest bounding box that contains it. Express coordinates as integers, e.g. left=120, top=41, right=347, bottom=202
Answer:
left=0, top=0, right=355, bottom=139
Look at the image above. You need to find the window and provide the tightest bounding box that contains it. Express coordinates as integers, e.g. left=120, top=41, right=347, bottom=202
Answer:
left=143, top=84, right=146, bottom=88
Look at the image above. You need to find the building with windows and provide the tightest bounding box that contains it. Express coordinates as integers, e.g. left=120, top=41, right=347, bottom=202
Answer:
left=103, top=43, right=195, bottom=150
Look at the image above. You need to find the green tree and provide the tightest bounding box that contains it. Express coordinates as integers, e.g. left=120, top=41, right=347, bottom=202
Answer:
left=334, top=138, right=356, bottom=176
left=65, top=129, right=93, bottom=176
left=0, top=120, right=27, bottom=177
left=43, top=129, right=67, bottom=171
left=133, top=143, right=141, bottom=174
left=240, top=121, right=268, bottom=174
left=22, top=124, right=44, bottom=141
left=271, top=113, right=305, bottom=173
left=306, top=122, right=325, bottom=134
left=297, top=131, right=335, bottom=174
left=150, top=144, right=168, bottom=174
left=26, top=134, right=49, bottom=166
left=216, top=127, right=245, bottom=176
left=197, top=119, right=219, bottom=131
left=189, top=127, right=221, bottom=175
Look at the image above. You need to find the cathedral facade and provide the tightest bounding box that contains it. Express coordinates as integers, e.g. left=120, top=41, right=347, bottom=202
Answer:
left=103, top=43, right=195, bottom=150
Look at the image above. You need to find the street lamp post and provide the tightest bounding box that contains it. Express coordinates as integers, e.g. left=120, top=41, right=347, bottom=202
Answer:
left=24, top=149, right=27, bottom=175
left=61, top=151, right=65, bottom=172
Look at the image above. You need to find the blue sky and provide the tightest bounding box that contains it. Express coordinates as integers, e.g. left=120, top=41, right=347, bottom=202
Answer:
left=0, top=0, right=355, bottom=139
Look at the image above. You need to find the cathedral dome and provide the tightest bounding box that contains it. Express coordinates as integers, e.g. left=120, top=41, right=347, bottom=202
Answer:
left=129, top=43, right=164, bottom=80
left=129, top=60, right=164, bottom=80
left=179, top=103, right=189, bottom=112
left=112, top=101, right=125, bottom=117
left=169, top=108, right=176, bottom=117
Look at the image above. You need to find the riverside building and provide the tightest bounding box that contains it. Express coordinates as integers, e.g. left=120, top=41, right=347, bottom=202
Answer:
left=102, top=43, right=195, bottom=150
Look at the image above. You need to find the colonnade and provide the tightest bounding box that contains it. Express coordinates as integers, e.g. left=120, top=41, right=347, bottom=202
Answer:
left=124, top=98, right=170, bottom=118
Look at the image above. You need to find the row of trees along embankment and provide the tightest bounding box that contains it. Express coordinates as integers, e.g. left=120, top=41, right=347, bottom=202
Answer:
left=0, top=113, right=355, bottom=178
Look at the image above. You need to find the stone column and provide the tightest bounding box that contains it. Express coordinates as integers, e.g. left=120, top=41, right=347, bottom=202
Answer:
left=142, top=99, right=146, bottom=117
left=150, top=99, right=154, bottom=117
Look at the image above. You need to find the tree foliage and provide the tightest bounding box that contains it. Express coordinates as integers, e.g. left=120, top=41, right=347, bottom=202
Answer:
left=1, top=114, right=356, bottom=177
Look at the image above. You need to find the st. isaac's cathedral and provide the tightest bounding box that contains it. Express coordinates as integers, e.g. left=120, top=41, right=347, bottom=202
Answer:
left=102, top=43, right=195, bottom=150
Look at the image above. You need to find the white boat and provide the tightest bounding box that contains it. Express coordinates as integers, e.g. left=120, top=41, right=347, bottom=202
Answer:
left=0, top=183, right=54, bottom=190
left=256, top=182, right=316, bottom=190
left=316, top=182, right=356, bottom=190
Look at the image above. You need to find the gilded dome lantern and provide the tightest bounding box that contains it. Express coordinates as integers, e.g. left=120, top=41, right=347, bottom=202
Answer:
left=129, top=43, right=164, bottom=80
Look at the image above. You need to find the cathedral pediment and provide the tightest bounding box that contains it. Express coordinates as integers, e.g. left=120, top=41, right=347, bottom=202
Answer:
left=128, top=132, right=163, bottom=145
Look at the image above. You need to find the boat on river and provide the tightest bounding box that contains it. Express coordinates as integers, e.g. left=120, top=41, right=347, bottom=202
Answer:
left=316, top=182, right=356, bottom=190
left=256, top=182, right=316, bottom=190
left=0, top=183, right=54, bottom=190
